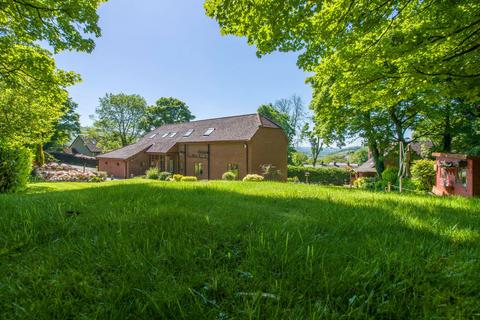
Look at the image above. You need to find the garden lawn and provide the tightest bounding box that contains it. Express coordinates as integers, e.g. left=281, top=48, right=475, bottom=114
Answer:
left=1, top=180, right=479, bottom=319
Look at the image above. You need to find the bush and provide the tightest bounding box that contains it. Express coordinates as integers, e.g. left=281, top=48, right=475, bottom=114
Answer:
left=411, top=159, right=436, bottom=191
left=243, top=174, right=264, bottom=182
left=145, top=167, right=160, bottom=180
left=287, top=166, right=350, bottom=185
left=181, top=176, right=198, bottom=182
left=222, top=171, right=237, bottom=181
left=353, top=177, right=377, bottom=190
left=0, top=145, right=33, bottom=193
left=287, top=176, right=300, bottom=183
left=158, top=171, right=172, bottom=181
left=381, top=167, right=398, bottom=188
left=172, top=174, right=184, bottom=182
left=261, top=164, right=282, bottom=181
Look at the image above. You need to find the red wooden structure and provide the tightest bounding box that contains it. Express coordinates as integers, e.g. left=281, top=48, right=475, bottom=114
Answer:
left=432, top=153, right=480, bottom=197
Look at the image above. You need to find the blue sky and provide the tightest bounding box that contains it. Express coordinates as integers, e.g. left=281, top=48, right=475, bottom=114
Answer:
left=54, top=0, right=312, bottom=127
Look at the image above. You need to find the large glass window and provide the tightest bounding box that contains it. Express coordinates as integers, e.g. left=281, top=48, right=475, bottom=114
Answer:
left=195, top=163, right=203, bottom=176
left=203, top=128, right=215, bottom=136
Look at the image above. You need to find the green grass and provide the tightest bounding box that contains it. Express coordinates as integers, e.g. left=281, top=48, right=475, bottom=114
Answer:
left=1, top=180, right=479, bottom=319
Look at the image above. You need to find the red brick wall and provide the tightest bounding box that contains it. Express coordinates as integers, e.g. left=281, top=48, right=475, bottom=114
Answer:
left=128, top=152, right=150, bottom=177
left=98, top=158, right=127, bottom=179
left=209, top=142, right=247, bottom=180
left=433, top=156, right=478, bottom=197
left=248, top=128, right=288, bottom=180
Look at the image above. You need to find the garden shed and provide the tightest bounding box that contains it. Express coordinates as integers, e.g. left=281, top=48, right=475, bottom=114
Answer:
left=432, top=153, right=480, bottom=197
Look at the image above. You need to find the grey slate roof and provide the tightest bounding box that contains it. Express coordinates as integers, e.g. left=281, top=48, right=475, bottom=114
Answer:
left=355, top=158, right=377, bottom=173
left=97, top=113, right=283, bottom=159
left=71, top=135, right=102, bottom=153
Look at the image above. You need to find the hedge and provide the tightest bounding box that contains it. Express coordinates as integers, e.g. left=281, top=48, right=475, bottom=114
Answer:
left=0, top=145, right=33, bottom=193
left=287, top=165, right=350, bottom=185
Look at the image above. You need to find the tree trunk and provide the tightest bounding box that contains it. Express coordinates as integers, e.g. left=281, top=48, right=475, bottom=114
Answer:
left=442, top=105, right=452, bottom=152
left=369, top=140, right=384, bottom=177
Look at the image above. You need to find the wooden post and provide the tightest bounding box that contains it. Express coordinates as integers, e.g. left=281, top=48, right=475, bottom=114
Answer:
left=399, top=176, right=403, bottom=193
left=387, top=181, right=391, bottom=192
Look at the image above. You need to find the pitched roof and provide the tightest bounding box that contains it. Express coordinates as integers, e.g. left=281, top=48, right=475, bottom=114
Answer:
left=71, top=135, right=102, bottom=153
left=355, top=158, right=377, bottom=173
left=97, top=113, right=283, bottom=159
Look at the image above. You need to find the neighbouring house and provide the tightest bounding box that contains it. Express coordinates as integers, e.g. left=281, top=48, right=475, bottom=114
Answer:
left=97, top=114, right=288, bottom=180
left=432, top=153, right=480, bottom=197
left=355, top=141, right=433, bottom=178
left=70, top=135, right=102, bottom=157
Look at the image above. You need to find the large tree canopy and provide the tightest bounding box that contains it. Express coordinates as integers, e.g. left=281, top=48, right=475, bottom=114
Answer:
left=93, top=93, right=148, bottom=147
left=205, top=0, right=480, bottom=102
left=140, top=97, right=195, bottom=132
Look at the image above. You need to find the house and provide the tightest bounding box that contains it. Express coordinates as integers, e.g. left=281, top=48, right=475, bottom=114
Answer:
left=432, top=153, right=480, bottom=197
left=355, top=141, right=433, bottom=178
left=70, top=135, right=102, bottom=157
left=97, top=114, right=288, bottom=180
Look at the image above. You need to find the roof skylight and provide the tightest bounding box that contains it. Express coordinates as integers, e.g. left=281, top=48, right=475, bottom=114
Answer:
left=161, top=133, right=169, bottom=138
left=149, top=133, right=157, bottom=139
left=183, top=129, right=194, bottom=137
left=204, top=128, right=215, bottom=136
left=168, top=132, right=177, bottom=137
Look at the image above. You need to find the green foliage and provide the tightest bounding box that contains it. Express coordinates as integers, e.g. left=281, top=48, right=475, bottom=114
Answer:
left=0, top=145, right=32, bottom=193
left=353, top=177, right=369, bottom=189
left=261, top=164, right=283, bottom=181
left=172, top=174, right=184, bottom=182
left=145, top=168, right=160, bottom=180
left=381, top=167, right=398, bottom=186
left=411, top=160, right=436, bottom=191
left=287, top=176, right=300, bottom=183
left=288, top=165, right=350, bottom=185
left=181, top=176, right=198, bottom=182
left=348, top=147, right=369, bottom=164
left=159, top=172, right=172, bottom=181
left=301, top=123, right=323, bottom=166
left=222, top=171, right=237, bottom=181
left=140, top=97, right=195, bottom=132
left=93, top=93, right=148, bottom=147
left=291, top=152, right=308, bottom=166
left=242, top=174, right=264, bottom=182
left=45, top=98, right=81, bottom=150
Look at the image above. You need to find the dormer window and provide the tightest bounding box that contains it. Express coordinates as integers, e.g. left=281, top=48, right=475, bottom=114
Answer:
left=161, top=133, right=169, bottom=138
left=168, top=132, right=177, bottom=137
left=204, top=128, right=215, bottom=136
left=183, top=129, right=194, bottom=137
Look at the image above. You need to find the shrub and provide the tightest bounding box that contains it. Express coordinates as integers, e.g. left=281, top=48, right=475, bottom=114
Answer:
left=353, top=177, right=377, bottom=190
left=172, top=174, right=184, bottom=182
left=158, top=171, right=172, bottom=181
left=287, top=165, right=350, bottom=185
left=181, top=176, right=198, bottom=182
left=243, top=174, right=264, bottom=182
left=287, top=176, right=300, bottom=183
left=411, top=159, right=436, bottom=191
left=381, top=167, right=398, bottom=188
left=261, top=164, right=282, bottom=181
left=145, top=167, right=160, bottom=180
left=0, top=145, right=33, bottom=193
left=222, top=171, right=237, bottom=181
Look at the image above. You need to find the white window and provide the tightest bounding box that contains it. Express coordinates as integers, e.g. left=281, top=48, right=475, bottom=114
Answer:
left=149, top=133, right=157, bottom=139
left=168, top=132, right=177, bottom=137
left=183, top=129, right=194, bottom=137
left=161, top=132, right=169, bottom=138
left=204, top=128, right=215, bottom=136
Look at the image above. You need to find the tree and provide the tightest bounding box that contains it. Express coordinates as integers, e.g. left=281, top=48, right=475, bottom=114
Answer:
left=274, top=95, right=305, bottom=146
left=205, top=0, right=480, bottom=104
left=301, top=123, right=324, bottom=167
left=141, top=97, right=195, bottom=132
left=93, top=93, right=147, bottom=147
left=44, top=98, right=81, bottom=150
left=348, top=147, right=369, bottom=165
